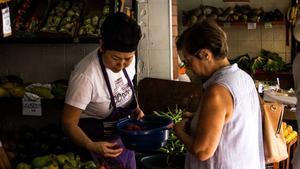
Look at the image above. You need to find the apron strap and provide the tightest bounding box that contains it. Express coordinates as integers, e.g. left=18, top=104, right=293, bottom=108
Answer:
left=122, top=68, right=137, bottom=101
left=98, top=51, right=116, bottom=108
left=98, top=51, right=136, bottom=109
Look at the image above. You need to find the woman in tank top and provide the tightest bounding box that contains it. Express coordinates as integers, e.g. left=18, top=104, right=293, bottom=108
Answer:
left=174, top=19, right=265, bottom=169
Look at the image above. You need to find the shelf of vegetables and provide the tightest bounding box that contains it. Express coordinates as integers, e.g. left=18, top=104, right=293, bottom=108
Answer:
left=0, top=75, right=97, bottom=168
left=0, top=0, right=118, bottom=43
left=182, top=4, right=285, bottom=27
left=229, top=49, right=293, bottom=89
left=0, top=77, right=204, bottom=169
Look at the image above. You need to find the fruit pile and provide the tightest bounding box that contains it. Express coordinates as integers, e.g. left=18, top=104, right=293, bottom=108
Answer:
left=40, top=0, right=84, bottom=36
left=1, top=124, right=97, bottom=168
left=13, top=0, right=35, bottom=32
left=0, top=75, right=67, bottom=99
left=183, top=4, right=284, bottom=26
left=13, top=0, right=48, bottom=35
left=282, top=122, right=298, bottom=144
left=78, top=5, right=110, bottom=38
left=15, top=153, right=97, bottom=169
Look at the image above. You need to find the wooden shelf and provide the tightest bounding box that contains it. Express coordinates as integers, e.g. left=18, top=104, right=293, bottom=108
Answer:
left=0, top=97, right=64, bottom=131
left=218, top=21, right=286, bottom=27
left=0, top=0, right=119, bottom=44
left=253, top=71, right=293, bottom=90
left=0, top=36, right=98, bottom=43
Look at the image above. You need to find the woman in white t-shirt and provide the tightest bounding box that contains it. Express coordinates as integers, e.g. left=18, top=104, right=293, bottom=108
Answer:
left=62, top=12, right=144, bottom=169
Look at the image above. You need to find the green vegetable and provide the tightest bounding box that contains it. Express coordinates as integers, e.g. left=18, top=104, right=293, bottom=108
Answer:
left=259, top=49, right=285, bottom=72
left=153, top=106, right=186, bottom=166
left=250, top=56, right=266, bottom=74
left=102, top=5, right=110, bottom=16
left=16, top=162, right=31, bottom=169
left=230, top=54, right=251, bottom=72
left=233, top=49, right=289, bottom=74
left=263, top=58, right=285, bottom=72
left=30, top=86, right=54, bottom=99
left=81, top=161, right=97, bottom=169
left=31, top=155, right=52, bottom=168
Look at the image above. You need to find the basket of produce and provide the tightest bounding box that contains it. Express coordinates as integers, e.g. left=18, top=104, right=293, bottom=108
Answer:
left=77, top=0, right=113, bottom=42
left=12, top=0, right=48, bottom=38
left=39, top=0, right=84, bottom=38
left=14, top=152, right=97, bottom=169
left=116, top=115, right=173, bottom=152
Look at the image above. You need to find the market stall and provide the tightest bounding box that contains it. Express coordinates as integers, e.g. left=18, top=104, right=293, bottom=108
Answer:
left=0, top=0, right=299, bottom=169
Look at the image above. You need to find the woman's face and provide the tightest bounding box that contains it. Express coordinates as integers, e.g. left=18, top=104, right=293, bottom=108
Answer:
left=102, top=50, right=135, bottom=73
left=183, top=49, right=209, bottom=77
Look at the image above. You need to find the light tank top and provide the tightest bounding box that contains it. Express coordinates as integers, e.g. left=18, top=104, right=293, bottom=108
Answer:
left=185, top=63, right=265, bottom=169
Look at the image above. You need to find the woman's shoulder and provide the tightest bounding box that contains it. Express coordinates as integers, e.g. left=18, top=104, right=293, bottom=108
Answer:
left=73, top=49, right=100, bottom=74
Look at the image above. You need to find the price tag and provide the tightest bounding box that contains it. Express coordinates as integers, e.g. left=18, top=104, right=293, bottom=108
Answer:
left=258, top=82, right=264, bottom=94
left=22, top=96, right=42, bottom=116
left=247, top=22, right=257, bottom=30
left=264, top=22, right=273, bottom=29
left=1, top=6, right=12, bottom=37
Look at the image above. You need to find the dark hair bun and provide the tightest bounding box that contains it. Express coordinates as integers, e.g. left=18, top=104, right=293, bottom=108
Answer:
left=101, top=12, right=142, bottom=52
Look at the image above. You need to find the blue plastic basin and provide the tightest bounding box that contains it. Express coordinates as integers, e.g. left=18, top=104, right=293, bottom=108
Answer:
left=116, top=115, right=173, bottom=152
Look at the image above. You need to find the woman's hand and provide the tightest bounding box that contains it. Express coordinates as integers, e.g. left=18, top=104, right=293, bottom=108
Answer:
left=174, top=118, right=189, bottom=135
left=135, top=106, right=144, bottom=119
left=173, top=118, right=193, bottom=151
left=93, top=141, right=123, bottom=158
left=183, top=111, right=193, bottom=118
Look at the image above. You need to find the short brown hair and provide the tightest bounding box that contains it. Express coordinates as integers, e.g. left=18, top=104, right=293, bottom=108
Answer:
left=183, top=19, right=228, bottom=59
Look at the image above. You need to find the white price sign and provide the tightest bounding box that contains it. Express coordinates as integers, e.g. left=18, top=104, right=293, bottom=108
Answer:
left=247, top=22, right=257, bottom=30
left=22, top=97, right=42, bottom=116
left=1, top=6, right=12, bottom=37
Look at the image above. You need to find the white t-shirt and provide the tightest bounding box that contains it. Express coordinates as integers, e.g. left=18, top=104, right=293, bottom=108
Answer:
left=65, top=49, right=135, bottom=119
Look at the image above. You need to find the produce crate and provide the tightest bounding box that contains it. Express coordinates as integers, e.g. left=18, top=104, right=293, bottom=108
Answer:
left=77, top=0, right=115, bottom=42
left=38, top=0, right=84, bottom=39
left=12, top=0, right=49, bottom=38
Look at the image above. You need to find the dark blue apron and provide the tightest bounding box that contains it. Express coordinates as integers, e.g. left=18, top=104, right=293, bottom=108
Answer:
left=78, top=51, right=137, bottom=169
